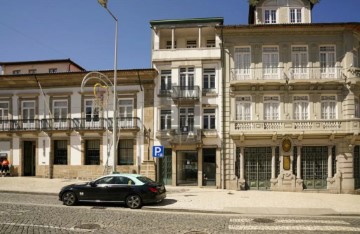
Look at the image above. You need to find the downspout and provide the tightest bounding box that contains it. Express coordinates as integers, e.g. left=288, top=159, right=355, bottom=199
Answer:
left=220, top=26, right=226, bottom=189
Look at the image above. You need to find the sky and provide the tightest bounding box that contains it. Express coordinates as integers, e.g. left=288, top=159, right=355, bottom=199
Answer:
left=0, top=0, right=359, bottom=71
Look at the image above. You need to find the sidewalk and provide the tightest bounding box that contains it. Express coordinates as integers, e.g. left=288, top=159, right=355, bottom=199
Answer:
left=1, top=177, right=360, bottom=216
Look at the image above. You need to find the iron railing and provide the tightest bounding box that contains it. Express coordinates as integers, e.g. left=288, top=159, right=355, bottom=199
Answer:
left=171, top=86, right=200, bottom=100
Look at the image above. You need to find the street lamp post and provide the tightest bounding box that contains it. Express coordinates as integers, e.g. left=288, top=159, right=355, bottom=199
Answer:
left=98, top=0, right=118, bottom=173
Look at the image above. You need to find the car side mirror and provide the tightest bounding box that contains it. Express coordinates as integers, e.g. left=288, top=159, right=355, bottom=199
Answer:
left=89, top=181, right=96, bottom=187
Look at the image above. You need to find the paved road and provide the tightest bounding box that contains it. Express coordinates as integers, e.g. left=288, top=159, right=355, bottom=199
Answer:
left=1, top=193, right=360, bottom=233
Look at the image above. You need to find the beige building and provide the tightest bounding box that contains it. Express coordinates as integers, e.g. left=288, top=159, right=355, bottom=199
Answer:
left=0, top=59, right=158, bottom=180
left=221, top=0, right=360, bottom=193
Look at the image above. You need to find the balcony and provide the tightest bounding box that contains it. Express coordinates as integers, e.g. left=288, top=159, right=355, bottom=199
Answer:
left=171, top=86, right=200, bottom=103
left=230, top=66, right=343, bottom=82
left=0, top=117, right=141, bottom=133
left=152, top=47, right=221, bottom=62
left=170, top=127, right=202, bottom=145
left=230, top=119, right=358, bottom=136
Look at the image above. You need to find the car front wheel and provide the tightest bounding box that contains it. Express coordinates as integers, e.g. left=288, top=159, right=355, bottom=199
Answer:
left=62, top=191, right=77, bottom=206
left=126, top=194, right=142, bottom=209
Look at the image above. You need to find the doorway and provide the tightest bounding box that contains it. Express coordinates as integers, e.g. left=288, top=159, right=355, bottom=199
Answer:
left=23, top=141, right=36, bottom=176
left=177, top=151, right=198, bottom=185
left=301, top=146, right=328, bottom=189
left=159, top=148, right=172, bottom=185
left=203, top=148, right=216, bottom=186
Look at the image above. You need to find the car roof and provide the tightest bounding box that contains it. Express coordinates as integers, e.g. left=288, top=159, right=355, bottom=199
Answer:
left=107, top=173, right=143, bottom=179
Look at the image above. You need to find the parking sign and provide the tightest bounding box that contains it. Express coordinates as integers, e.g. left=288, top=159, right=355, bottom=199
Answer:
left=152, top=146, right=164, bottom=158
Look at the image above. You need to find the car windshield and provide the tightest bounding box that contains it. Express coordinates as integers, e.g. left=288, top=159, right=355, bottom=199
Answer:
left=137, top=176, right=155, bottom=184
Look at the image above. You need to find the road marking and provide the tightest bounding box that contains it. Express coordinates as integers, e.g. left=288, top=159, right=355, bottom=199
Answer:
left=228, top=225, right=360, bottom=232
left=0, top=222, right=92, bottom=232
left=230, top=218, right=349, bottom=225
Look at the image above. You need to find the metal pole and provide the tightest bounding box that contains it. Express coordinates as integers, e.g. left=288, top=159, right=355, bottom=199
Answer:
left=99, top=1, right=118, bottom=173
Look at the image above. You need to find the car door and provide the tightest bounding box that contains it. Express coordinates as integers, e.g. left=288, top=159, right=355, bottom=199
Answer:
left=106, top=176, right=135, bottom=202
left=79, top=176, right=114, bottom=201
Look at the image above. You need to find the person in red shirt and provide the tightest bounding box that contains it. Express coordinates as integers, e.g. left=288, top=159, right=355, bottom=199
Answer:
left=1, top=158, right=10, bottom=176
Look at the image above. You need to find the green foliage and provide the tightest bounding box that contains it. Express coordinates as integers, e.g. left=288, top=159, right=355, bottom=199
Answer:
left=248, top=0, right=320, bottom=6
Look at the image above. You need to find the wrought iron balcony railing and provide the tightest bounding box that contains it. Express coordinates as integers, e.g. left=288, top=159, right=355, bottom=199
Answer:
left=171, top=86, right=200, bottom=100
left=231, top=67, right=285, bottom=81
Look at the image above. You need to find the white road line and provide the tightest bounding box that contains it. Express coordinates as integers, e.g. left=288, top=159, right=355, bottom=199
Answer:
left=228, top=225, right=360, bottom=232
left=0, top=222, right=92, bottom=232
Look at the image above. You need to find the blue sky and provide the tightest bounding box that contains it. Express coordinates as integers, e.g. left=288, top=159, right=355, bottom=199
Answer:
left=0, top=0, right=359, bottom=71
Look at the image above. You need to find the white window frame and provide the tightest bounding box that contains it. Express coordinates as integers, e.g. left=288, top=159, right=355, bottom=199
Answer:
left=321, top=95, right=337, bottom=120
left=160, top=109, right=171, bottom=130
left=22, top=100, right=35, bottom=128
left=0, top=101, right=9, bottom=130
left=236, top=96, right=252, bottom=121
left=84, top=99, right=100, bottom=127
left=160, top=70, right=172, bottom=95
left=179, top=107, right=194, bottom=132
left=203, top=68, right=216, bottom=91
left=291, top=46, right=308, bottom=79
left=320, top=45, right=336, bottom=78
left=186, top=40, right=197, bottom=48
left=293, top=96, right=309, bottom=120
left=234, top=47, right=251, bottom=80
left=264, top=9, right=277, bottom=24
left=118, top=99, right=133, bottom=128
left=264, top=96, right=280, bottom=120
left=53, top=100, right=68, bottom=128
left=290, top=8, right=302, bottom=23
left=206, top=39, right=216, bottom=48
left=203, top=108, right=216, bottom=130
left=262, top=46, right=279, bottom=79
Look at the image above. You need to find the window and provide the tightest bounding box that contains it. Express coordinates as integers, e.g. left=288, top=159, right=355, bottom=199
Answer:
left=206, top=40, right=215, bottom=48
left=166, top=40, right=176, bottom=49
left=321, top=96, right=336, bottom=119
left=203, top=68, right=215, bottom=91
left=49, top=68, right=57, bottom=73
left=264, top=9, right=277, bottom=24
left=53, top=100, right=68, bottom=128
left=54, top=140, right=67, bottom=165
left=234, top=47, right=251, bottom=80
left=118, top=139, right=134, bottom=165
left=180, top=67, right=194, bottom=87
left=13, top=70, right=21, bottom=75
left=203, top=109, right=216, bottom=130
left=0, top=102, right=9, bottom=130
left=290, top=8, right=302, bottom=23
left=320, top=46, right=336, bottom=78
left=264, top=96, right=280, bottom=120
left=160, top=109, right=171, bottom=130
left=293, top=96, right=309, bottom=120
left=84, top=99, right=100, bottom=126
left=262, top=47, right=279, bottom=79
left=22, top=101, right=35, bottom=128
left=28, top=69, right=37, bottom=74
left=119, top=99, right=133, bottom=128
left=179, top=107, right=194, bottom=132
left=355, top=97, right=360, bottom=118
left=292, top=46, right=308, bottom=79
left=85, top=140, right=100, bottom=165
left=186, top=40, right=197, bottom=48
left=236, top=96, right=251, bottom=120
left=160, top=70, right=172, bottom=95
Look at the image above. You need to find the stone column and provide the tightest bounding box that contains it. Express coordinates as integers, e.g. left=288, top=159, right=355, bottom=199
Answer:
left=171, top=149, right=177, bottom=186
left=328, top=145, right=333, bottom=178
left=240, top=147, right=244, bottom=180
left=297, top=146, right=301, bottom=179
left=198, top=148, right=203, bottom=187
left=198, top=27, right=202, bottom=48
left=171, top=28, right=175, bottom=49
left=271, top=146, right=276, bottom=179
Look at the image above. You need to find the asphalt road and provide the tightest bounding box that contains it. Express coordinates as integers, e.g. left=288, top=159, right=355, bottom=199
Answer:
left=1, top=192, right=360, bottom=233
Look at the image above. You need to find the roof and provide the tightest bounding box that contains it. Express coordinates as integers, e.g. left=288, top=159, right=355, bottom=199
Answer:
left=0, top=58, right=86, bottom=71
left=150, top=17, right=224, bottom=27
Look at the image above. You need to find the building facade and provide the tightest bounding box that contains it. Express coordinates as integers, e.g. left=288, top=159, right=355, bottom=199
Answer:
left=0, top=59, right=158, bottom=180
left=221, top=0, right=360, bottom=193
left=150, top=18, right=224, bottom=187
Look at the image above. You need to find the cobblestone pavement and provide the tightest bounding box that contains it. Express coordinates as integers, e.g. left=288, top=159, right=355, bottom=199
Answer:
left=1, top=193, right=360, bottom=233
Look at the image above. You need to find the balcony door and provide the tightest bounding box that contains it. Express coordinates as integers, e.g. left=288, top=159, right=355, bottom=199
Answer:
left=22, top=101, right=35, bottom=129
left=179, top=107, right=194, bottom=133
left=179, top=67, right=195, bottom=97
left=84, top=99, right=100, bottom=128
left=320, top=46, right=336, bottom=78
left=53, top=100, right=68, bottom=129
left=0, top=102, right=9, bottom=130
left=118, top=99, right=133, bottom=128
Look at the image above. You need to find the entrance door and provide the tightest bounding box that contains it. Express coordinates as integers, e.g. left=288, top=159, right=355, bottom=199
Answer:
left=354, top=146, right=360, bottom=189
left=203, top=149, right=216, bottom=186
left=159, top=148, right=172, bottom=185
left=23, top=141, right=36, bottom=176
left=244, top=147, right=272, bottom=190
left=177, top=151, right=198, bottom=185
left=301, top=146, right=328, bottom=189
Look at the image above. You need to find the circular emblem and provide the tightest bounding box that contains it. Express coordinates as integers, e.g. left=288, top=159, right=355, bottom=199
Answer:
left=282, top=138, right=292, bottom=152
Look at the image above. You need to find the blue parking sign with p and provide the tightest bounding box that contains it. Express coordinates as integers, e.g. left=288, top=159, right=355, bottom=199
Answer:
left=152, top=146, right=164, bottom=158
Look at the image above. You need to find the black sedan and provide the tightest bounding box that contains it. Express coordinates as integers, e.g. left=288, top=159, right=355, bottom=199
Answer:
left=59, top=174, right=166, bottom=209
